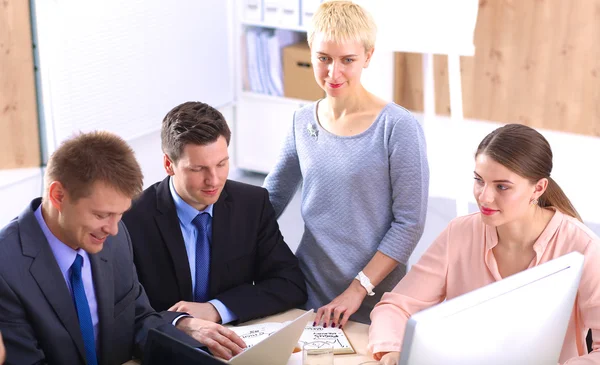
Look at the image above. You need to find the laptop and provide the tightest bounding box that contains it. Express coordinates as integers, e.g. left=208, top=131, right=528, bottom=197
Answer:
left=143, top=328, right=222, bottom=364
left=143, top=310, right=313, bottom=365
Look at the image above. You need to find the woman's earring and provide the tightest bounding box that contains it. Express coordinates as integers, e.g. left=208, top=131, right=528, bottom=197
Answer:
left=530, top=198, right=539, bottom=206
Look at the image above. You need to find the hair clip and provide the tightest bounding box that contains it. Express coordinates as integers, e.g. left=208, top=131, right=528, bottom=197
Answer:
left=307, top=124, right=318, bottom=140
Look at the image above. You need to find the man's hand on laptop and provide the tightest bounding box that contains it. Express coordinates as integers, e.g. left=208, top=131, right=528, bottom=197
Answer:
left=169, top=301, right=221, bottom=323
left=175, top=317, right=247, bottom=360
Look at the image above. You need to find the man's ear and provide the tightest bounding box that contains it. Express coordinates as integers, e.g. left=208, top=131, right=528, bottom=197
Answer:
left=47, top=181, right=67, bottom=212
left=164, top=154, right=175, bottom=176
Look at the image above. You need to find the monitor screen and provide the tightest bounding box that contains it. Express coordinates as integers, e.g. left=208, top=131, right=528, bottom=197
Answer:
left=399, top=252, right=584, bottom=365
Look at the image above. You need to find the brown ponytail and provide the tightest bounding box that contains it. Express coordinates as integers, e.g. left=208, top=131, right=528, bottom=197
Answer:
left=476, top=124, right=582, bottom=222
left=539, top=177, right=582, bottom=221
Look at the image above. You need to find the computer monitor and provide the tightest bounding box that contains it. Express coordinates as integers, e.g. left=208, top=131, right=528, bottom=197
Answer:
left=399, top=251, right=584, bottom=365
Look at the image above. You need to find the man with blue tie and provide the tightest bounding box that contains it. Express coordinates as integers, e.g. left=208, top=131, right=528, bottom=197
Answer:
left=122, top=101, right=307, bottom=332
left=0, top=131, right=246, bottom=364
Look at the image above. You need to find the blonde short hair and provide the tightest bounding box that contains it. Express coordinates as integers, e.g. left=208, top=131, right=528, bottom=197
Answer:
left=307, top=1, right=377, bottom=52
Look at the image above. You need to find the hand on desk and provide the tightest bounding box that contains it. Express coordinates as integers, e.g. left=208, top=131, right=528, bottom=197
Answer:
left=175, top=317, right=246, bottom=360
left=314, top=280, right=367, bottom=329
left=169, top=301, right=221, bottom=323
left=376, top=351, right=400, bottom=365
left=0, top=332, right=5, bottom=365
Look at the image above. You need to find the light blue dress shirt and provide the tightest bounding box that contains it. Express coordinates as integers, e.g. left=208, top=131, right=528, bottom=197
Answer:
left=169, top=177, right=238, bottom=324
left=34, top=206, right=99, bottom=347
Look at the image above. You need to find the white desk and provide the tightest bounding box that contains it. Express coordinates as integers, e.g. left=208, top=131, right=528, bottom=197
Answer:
left=125, top=308, right=373, bottom=364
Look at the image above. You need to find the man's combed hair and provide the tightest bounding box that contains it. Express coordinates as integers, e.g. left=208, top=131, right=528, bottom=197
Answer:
left=45, top=131, right=143, bottom=201
left=161, top=101, right=232, bottom=163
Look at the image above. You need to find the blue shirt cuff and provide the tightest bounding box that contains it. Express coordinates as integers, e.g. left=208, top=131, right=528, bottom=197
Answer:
left=209, top=299, right=238, bottom=324
left=172, top=314, right=191, bottom=326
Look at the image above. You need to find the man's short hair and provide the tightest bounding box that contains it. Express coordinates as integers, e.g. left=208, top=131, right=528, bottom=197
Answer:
left=161, top=101, right=231, bottom=163
left=45, top=131, right=143, bottom=201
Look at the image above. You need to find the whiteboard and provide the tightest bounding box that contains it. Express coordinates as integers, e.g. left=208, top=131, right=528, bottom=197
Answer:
left=33, top=0, right=233, bottom=156
left=356, top=0, right=479, bottom=56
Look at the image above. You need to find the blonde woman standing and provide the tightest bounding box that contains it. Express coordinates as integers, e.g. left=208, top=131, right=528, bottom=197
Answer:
left=264, top=1, right=429, bottom=326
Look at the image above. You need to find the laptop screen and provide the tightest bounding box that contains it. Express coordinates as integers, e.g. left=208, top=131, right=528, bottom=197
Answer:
left=142, top=328, right=224, bottom=365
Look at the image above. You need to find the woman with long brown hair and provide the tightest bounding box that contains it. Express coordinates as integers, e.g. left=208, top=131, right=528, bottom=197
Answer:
left=368, top=124, right=600, bottom=364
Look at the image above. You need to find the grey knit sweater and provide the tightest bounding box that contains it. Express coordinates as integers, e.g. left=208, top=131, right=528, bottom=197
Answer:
left=263, top=102, right=429, bottom=323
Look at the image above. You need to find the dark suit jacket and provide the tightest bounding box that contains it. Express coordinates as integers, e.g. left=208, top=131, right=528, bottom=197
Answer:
left=122, top=177, right=307, bottom=323
left=0, top=198, right=202, bottom=365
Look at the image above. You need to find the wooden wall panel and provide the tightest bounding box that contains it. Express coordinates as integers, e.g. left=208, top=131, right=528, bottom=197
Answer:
left=393, top=53, right=424, bottom=112
left=394, top=0, right=600, bottom=137
left=0, top=0, right=40, bottom=168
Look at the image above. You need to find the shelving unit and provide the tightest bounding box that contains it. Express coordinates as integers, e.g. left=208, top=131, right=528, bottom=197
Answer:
left=241, top=19, right=308, bottom=33
left=232, top=0, right=396, bottom=174
left=234, top=1, right=314, bottom=174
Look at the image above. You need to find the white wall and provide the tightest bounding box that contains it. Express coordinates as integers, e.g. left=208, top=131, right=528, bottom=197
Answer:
left=407, top=114, right=600, bottom=267
left=0, top=106, right=235, bottom=228
left=0, top=169, right=44, bottom=226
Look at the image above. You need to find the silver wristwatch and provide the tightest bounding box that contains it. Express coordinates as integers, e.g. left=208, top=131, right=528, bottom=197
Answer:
left=355, top=271, right=375, bottom=296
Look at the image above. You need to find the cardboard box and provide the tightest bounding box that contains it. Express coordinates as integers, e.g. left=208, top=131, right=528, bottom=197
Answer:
left=283, top=42, right=324, bottom=101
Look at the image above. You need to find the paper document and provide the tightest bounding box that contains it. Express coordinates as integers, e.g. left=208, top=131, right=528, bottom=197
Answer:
left=230, top=321, right=355, bottom=355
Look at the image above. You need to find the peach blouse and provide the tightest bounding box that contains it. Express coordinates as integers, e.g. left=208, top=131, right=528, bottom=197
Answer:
left=369, top=210, right=600, bottom=364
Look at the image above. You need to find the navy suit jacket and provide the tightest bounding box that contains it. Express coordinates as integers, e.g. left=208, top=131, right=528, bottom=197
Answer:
left=0, top=198, right=202, bottom=365
left=122, top=178, right=307, bottom=323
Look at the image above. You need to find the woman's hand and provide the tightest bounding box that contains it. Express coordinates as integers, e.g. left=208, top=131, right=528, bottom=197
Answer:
left=0, top=332, right=6, bottom=365
left=376, top=351, right=400, bottom=365
left=313, top=280, right=366, bottom=328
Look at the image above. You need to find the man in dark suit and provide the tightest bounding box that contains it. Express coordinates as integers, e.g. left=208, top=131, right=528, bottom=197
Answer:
left=122, top=101, right=307, bottom=326
left=0, top=131, right=245, bottom=365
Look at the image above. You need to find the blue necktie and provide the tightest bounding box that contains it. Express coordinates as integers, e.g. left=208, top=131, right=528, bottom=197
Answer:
left=70, top=254, right=98, bottom=365
left=192, top=212, right=212, bottom=302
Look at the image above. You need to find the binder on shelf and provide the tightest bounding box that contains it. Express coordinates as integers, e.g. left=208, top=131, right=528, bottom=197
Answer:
left=301, top=0, right=321, bottom=26
left=245, top=28, right=265, bottom=94
left=263, top=0, right=281, bottom=24
left=258, top=30, right=279, bottom=95
left=280, top=0, right=301, bottom=27
left=244, top=28, right=304, bottom=96
left=243, top=0, right=263, bottom=22
left=266, top=31, right=284, bottom=96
